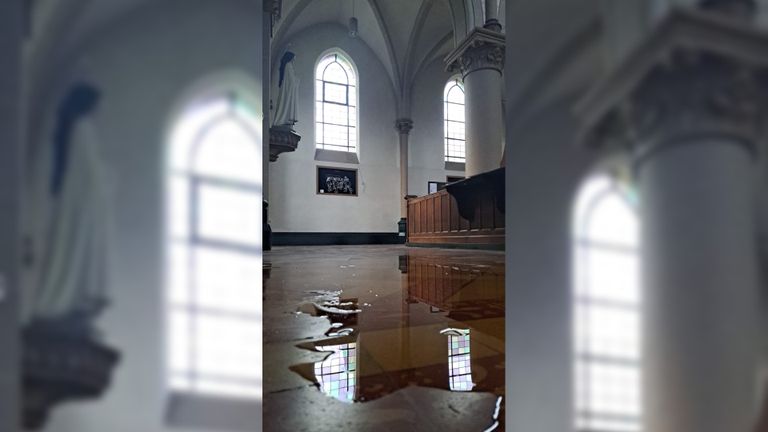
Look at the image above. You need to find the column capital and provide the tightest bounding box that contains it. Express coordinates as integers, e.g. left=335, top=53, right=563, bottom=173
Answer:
left=576, top=8, right=768, bottom=161
left=395, top=118, right=414, bottom=134
left=445, top=27, right=505, bottom=78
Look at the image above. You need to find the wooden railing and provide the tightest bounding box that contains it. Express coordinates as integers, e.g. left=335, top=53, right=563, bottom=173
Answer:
left=406, top=168, right=504, bottom=248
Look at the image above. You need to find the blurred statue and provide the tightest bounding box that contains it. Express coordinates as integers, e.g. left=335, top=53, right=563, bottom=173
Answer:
left=273, top=51, right=299, bottom=128
left=31, top=82, right=111, bottom=330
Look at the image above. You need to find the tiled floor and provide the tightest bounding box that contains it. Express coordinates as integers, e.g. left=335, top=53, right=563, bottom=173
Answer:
left=263, top=245, right=505, bottom=431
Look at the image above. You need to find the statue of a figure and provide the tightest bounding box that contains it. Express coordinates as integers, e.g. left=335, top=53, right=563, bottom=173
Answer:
left=273, top=51, right=299, bottom=128
left=31, top=83, right=112, bottom=330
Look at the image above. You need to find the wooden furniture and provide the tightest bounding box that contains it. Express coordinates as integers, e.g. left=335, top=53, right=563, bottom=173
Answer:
left=406, top=168, right=504, bottom=248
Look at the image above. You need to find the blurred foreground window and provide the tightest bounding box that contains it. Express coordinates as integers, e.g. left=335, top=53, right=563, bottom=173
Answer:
left=166, top=95, right=262, bottom=399
left=573, top=175, right=641, bottom=432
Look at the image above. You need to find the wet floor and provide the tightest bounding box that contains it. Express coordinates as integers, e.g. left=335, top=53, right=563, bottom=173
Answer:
left=263, top=245, right=505, bottom=432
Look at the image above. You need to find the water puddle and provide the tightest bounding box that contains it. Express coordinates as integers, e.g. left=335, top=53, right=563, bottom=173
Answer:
left=281, top=252, right=505, bottom=429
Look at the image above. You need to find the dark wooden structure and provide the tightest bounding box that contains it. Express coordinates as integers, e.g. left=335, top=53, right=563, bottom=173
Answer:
left=406, top=168, right=504, bottom=249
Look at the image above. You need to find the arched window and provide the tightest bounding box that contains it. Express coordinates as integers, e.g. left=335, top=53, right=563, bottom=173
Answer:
left=573, top=175, right=641, bottom=432
left=166, top=94, right=262, bottom=398
left=315, top=51, right=357, bottom=153
left=443, top=79, right=466, bottom=163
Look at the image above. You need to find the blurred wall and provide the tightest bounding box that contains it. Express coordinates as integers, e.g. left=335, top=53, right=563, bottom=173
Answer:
left=26, top=1, right=264, bottom=431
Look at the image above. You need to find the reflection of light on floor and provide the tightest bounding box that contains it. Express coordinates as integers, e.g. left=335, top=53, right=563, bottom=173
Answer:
left=314, top=343, right=357, bottom=402
left=483, top=396, right=503, bottom=431
left=441, top=328, right=474, bottom=392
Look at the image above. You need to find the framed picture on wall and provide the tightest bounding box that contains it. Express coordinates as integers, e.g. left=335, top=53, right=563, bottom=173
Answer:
left=317, top=166, right=358, bottom=196
left=428, top=181, right=447, bottom=194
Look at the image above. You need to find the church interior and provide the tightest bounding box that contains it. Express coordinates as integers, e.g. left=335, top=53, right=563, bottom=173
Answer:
left=3, top=0, right=768, bottom=431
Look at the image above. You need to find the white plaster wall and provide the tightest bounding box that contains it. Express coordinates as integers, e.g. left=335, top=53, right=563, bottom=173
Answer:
left=32, top=1, right=264, bottom=431
left=269, top=24, right=400, bottom=233
left=409, top=57, right=466, bottom=197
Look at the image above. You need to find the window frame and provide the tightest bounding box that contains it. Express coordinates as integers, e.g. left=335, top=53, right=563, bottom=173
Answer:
left=314, top=50, right=359, bottom=155
left=443, top=78, right=466, bottom=164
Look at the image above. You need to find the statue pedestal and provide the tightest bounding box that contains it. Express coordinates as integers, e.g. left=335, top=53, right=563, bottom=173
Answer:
left=22, top=321, right=120, bottom=430
left=269, top=126, right=301, bottom=162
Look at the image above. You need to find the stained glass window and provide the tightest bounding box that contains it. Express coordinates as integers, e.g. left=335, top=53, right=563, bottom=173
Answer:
left=314, top=342, right=357, bottom=402
left=444, top=79, right=466, bottom=163
left=315, top=52, right=357, bottom=153
left=573, top=175, right=641, bottom=432
left=167, top=95, right=262, bottom=399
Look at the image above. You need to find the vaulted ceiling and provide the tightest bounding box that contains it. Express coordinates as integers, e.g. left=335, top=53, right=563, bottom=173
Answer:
left=27, top=0, right=604, bottom=119
left=272, top=0, right=489, bottom=107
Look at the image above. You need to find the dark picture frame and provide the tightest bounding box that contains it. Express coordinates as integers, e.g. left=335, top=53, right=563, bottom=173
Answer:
left=428, top=181, right=446, bottom=194
left=317, top=166, right=358, bottom=196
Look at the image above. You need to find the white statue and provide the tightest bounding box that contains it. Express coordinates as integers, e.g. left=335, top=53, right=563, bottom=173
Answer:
left=273, top=51, right=299, bottom=128
left=32, top=83, right=112, bottom=327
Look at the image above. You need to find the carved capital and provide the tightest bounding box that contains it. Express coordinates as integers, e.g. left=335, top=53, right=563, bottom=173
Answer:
left=445, top=28, right=505, bottom=78
left=395, top=118, right=414, bottom=135
left=577, top=9, right=768, bottom=162
left=620, top=53, right=764, bottom=155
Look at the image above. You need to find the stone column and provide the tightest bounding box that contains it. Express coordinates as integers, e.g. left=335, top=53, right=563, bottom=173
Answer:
left=577, top=9, right=768, bottom=432
left=446, top=28, right=505, bottom=178
left=396, top=118, right=413, bottom=218
left=484, top=0, right=501, bottom=31
left=0, top=0, right=23, bottom=429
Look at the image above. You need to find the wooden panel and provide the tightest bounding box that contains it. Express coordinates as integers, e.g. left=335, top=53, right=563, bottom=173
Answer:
left=406, top=186, right=504, bottom=248
left=449, top=195, right=458, bottom=232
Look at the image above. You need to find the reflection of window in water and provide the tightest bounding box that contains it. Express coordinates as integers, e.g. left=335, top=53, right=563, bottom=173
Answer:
left=315, top=342, right=357, bottom=402
left=443, top=329, right=474, bottom=391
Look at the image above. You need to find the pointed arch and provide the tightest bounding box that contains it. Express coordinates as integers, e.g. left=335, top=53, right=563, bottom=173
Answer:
left=315, top=49, right=359, bottom=153
left=444, top=77, right=466, bottom=163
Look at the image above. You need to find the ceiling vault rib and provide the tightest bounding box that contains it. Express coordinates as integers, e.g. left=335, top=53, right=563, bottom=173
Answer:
left=270, top=0, right=313, bottom=64
left=401, top=0, right=435, bottom=116
left=412, top=31, right=453, bottom=84
left=365, top=0, right=402, bottom=111
left=506, top=17, right=601, bottom=132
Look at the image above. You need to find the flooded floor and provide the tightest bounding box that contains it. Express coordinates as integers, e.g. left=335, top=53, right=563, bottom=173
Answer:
left=263, top=245, right=505, bottom=432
